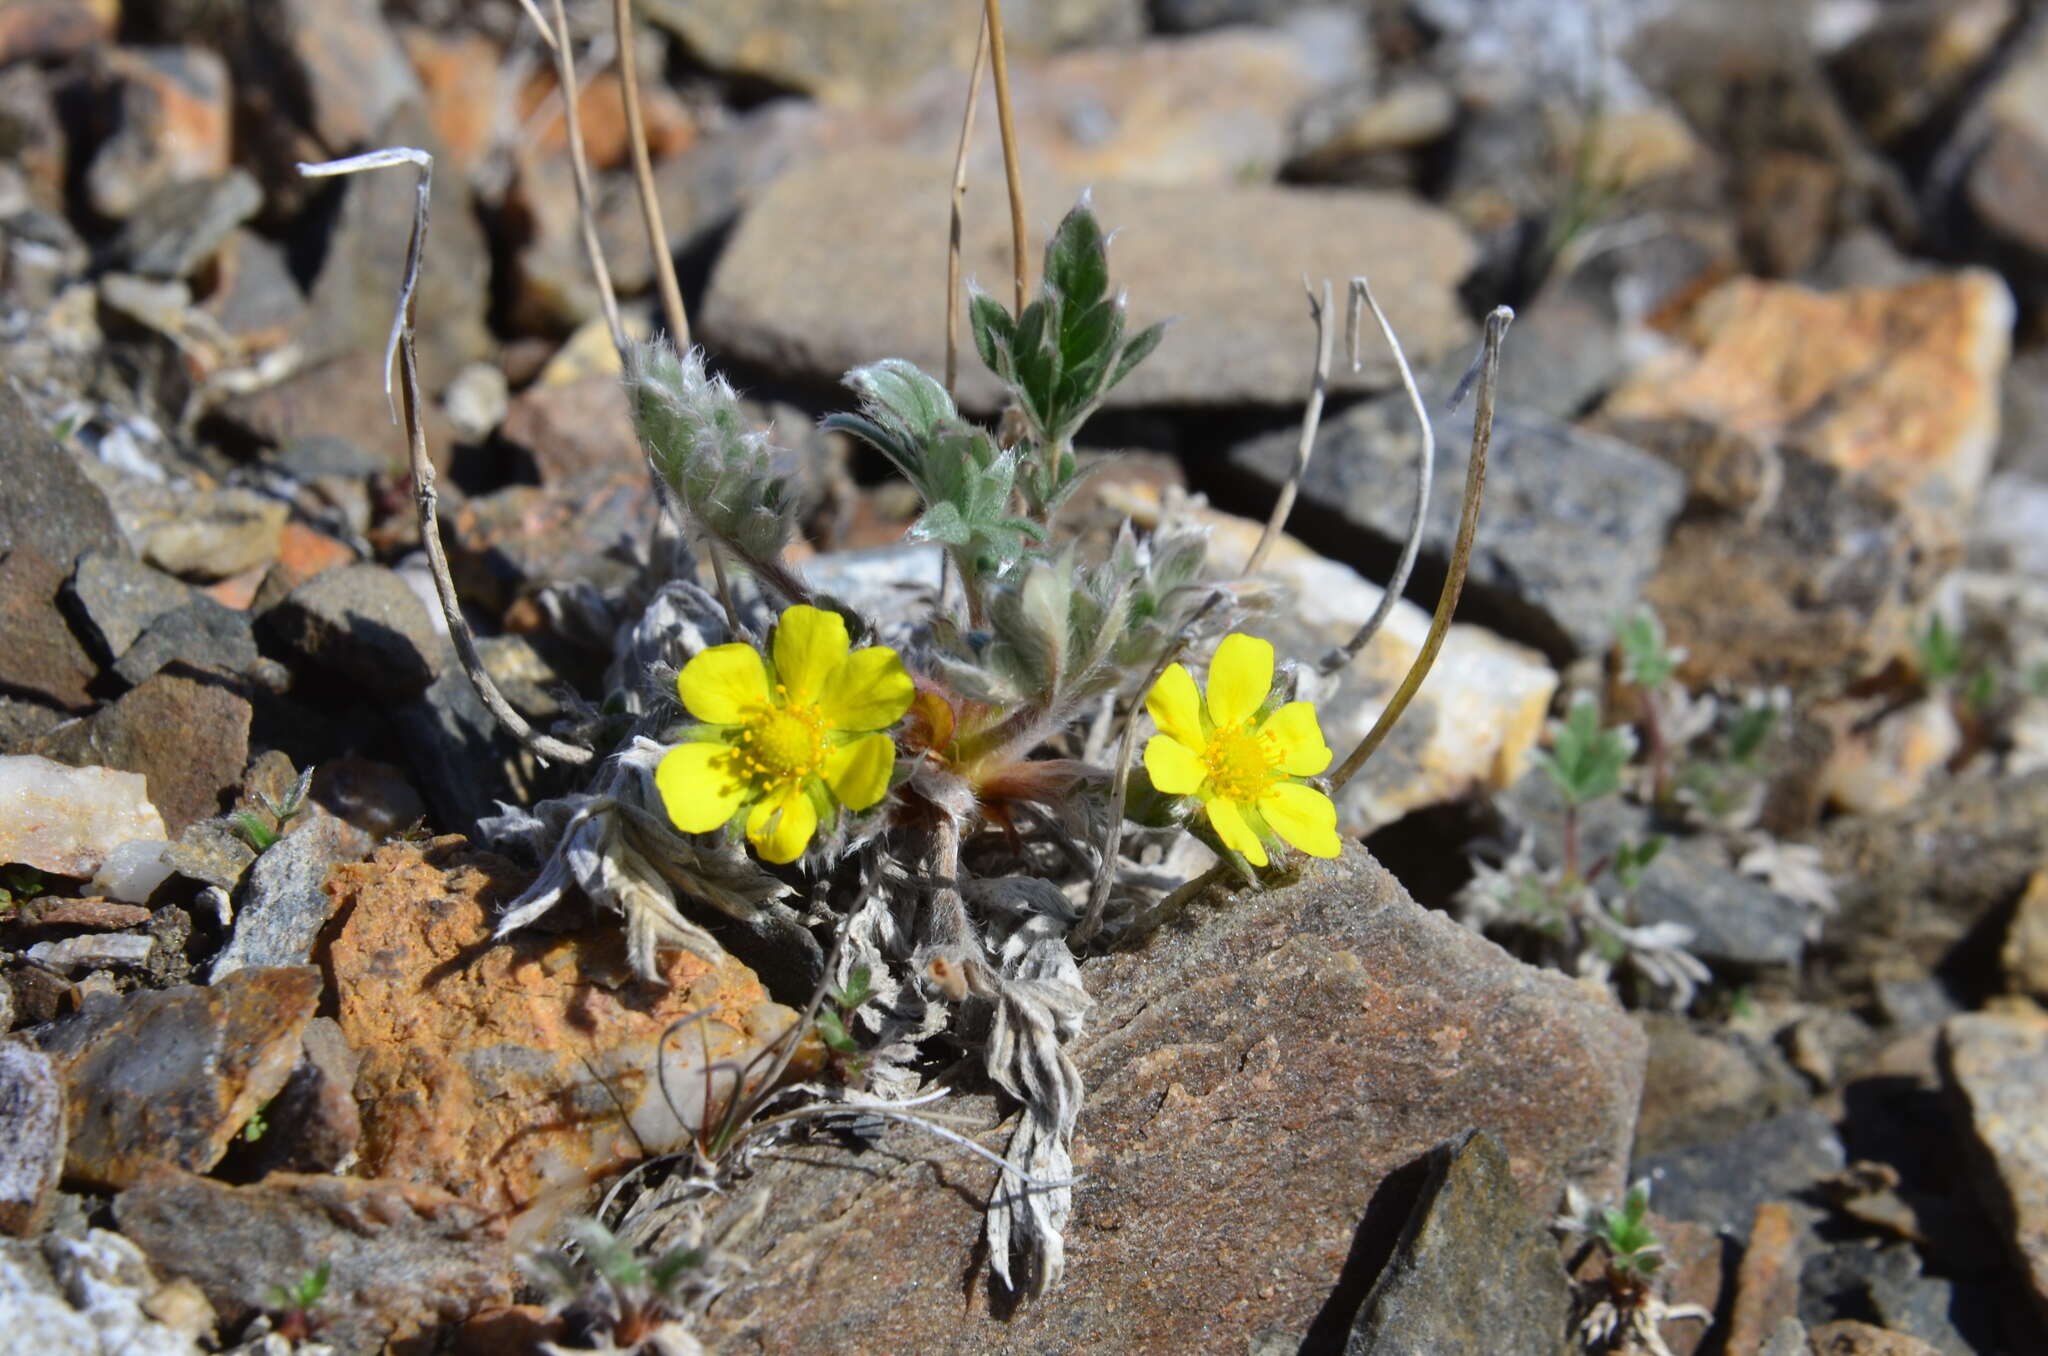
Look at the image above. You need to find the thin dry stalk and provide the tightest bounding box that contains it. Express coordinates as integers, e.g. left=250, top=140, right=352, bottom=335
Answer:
left=1327, top=305, right=1513, bottom=791
left=299, top=147, right=595, bottom=768
left=1318, top=275, right=1435, bottom=674
left=614, top=0, right=689, bottom=347
left=945, top=10, right=992, bottom=395
left=983, top=0, right=1028, bottom=314
left=1243, top=278, right=1333, bottom=578
left=538, top=0, right=628, bottom=360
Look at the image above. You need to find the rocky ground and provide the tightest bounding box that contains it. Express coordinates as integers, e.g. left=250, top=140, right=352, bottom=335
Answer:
left=4, top=0, right=2048, bottom=1353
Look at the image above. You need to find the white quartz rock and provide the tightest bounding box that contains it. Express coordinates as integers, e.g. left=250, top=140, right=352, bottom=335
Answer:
left=0, top=755, right=166, bottom=878
left=90, top=838, right=175, bottom=904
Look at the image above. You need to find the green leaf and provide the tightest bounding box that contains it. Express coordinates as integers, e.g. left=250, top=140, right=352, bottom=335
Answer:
left=837, top=964, right=873, bottom=1009
left=1538, top=695, right=1632, bottom=807
left=969, top=290, right=1014, bottom=377
left=1616, top=607, right=1677, bottom=689
left=1917, top=613, right=1963, bottom=683
left=1108, top=320, right=1167, bottom=392
left=1724, top=699, right=1779, bottom=766
left=1042, top=199, right=1109, bottom=313
left=234, top=810, right=279, bottom=853
left=815, top=1007, right=857, bottom=1054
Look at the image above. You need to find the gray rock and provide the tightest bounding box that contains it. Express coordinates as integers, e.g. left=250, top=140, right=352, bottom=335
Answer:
left=0, top=539, right=101, bottom=713
left=1942, top=1011, right=2048, bottom=1328
left=1151, top=0, right=1324, bottom=30
left=0, top=380, right=123, bottom=566
left=116, top=1169, right=513, bottom=1353
left=391, top=666, right=522, bottom=839
left=1639, top=1108, right=1845, bottom=1236
left=1799, top=1243, right=1972, bottom=1355
left=0, top=1042, right=63, bottom=1236
left=641, top=0, right=1144, bottom=99
left=1345, top=1130, right=1571, bottom=1355
left=23, top=934, right=156, bottom=976
left=160, top=816, right=257, bottom=892
left=114, top=170, right=261, bottom=280
left=701, top=147, right=1475, bottom=413
left=1497, top=770, right=1809, bottom=968
left=248, top=0, right=419, bottom=155
left=1820, top=771, right=2048, bottom=990
left=0, top=1229, right=206, bottom=1355
left=1635, top=1012, right=1809, bottom=1159
left=31, top=670, right=252, bottom=837
left=701, top=845, right=1644, bottom=1352
left=62, top=551, right=196, bottom=663
left=261, top=563, right=445, bottom=699
left=1231, top=397, right=1685, bottom=658
left=110, top=599, right=258, bottom=686
left=209, top=818, right=351, bottom=981
left=134, top=487, right=286, bottom=581
left=300, top=103, right=489, bottom=394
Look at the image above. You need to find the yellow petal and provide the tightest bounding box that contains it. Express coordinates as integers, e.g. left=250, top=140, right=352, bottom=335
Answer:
left=823, top=733, right=896, bottom=810
left=1205, top=633, right=1273, bottom=729
left=1261, top=701, right=1332, bottom=776
left=771, top=605, right=850, bottom=703
left=655, top=741, right=750, bottom=834
left=1143, top=733, right=1207, bottom=795
left=1146, top=662, right=1205, bottom=748
left=1206, top=795, right=1268, bottom=868
left=676, top=644, right=770, bottom=725
left=1259, top=781, right=1342, bottom=858
left=819, top=645, right=915, bottom=732
left=746, top=786, right=819, bottom=864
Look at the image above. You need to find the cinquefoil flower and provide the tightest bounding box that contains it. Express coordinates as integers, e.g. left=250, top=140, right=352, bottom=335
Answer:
left=657, top=604, right=913, bottom=863
left=1144, top=633, right=1341, bottom=866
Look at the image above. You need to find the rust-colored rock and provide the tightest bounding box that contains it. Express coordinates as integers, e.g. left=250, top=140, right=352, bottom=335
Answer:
left=1727, top=1201, right=1808, bottom=1354
left=324, top=838, right=808, bottom=1228
left=27, top=965, right=318, bottom=1189
left=115, top=1167, right=513, bottom=1353
left=1808, top=1319, right=1944, bottom=1355
left=15, top=897, right=153, bottom=929
left=1605, top=272, right=2012, bottom=536
left=498, top=372, right=641, bottom=483
left=400, top=25, right=505, bottom=180
left=703, top=846, right=1644, bottom=1353
left=520, top=67, right=695, bottom=171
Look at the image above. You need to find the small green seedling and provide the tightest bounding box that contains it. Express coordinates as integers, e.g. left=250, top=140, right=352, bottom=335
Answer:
left=1616, top=608, right=1679, bottom=691
left=1917, top=614, right=1964, bottom=685
left=1610, top=836, right=1665, bottom=891
left=265, top=1261, right=330, bottom=1342
left=1539, top=696, right=1633, bottom=809
left=0, top=864, right=42, bottom=915
left=234, top=765, right=316, bottom=852
left=1598, top=1182, right=1663, bottom=1282
left=241, top=1102, right=271, bottom=1143
left=814, top=964, right=873, bottom=1062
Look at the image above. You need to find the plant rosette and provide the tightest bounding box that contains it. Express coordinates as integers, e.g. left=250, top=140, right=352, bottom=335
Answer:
left=657, top=604, right=915, bottom=863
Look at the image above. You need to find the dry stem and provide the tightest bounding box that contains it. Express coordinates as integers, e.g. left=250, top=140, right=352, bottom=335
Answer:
left=614, top=0, right=689, bottom=347
left=540, top=0, right=628, bottom=360
left=1328, top=305, right=1513, bottom=791
left=1243, top=278, right=1333, bottom=578
left=945, top=10, right=992, bottom=395
left=300, top=148, right=595, bottom=767
left=1319, top=275, right=1436, bottom=674
left=984, top=0, right=1028, bottom=315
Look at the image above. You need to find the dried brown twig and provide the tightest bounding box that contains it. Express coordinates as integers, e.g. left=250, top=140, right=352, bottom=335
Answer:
left=614, top=0, right=689, bottom=347
left=537, top=0, right=628, bottom=361
left=984, top=0, right=1027, bottom=314
left=944, top=10, right=991, bottom=395
left=298, top=148, right=595, bottom=767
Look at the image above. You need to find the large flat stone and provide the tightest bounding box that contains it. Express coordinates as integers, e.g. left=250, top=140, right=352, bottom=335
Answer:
left=701, top=845, right=1644, bottom=1352
left=1228, top=395, right=1686, bottom=658
left=31, top=670, right=251, bottom=836
left=700, top=147, right=1474, bottom=413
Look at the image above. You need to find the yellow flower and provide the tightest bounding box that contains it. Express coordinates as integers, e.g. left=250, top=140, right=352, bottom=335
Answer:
left=656, top=604, right=914, bottom=864
left=1143, top=633, right=1341, bottom=867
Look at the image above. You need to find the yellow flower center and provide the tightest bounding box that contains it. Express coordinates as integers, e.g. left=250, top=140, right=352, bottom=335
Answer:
left=1203, top=724, right=1278, bottom=803
left=732, top=690, right=827, bottom=788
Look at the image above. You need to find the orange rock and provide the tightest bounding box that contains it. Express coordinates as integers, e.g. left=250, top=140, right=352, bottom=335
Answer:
left=519, top=67, right=696, bottom=172
left=400, top=25, right=505, bottom=181
left=110, top=45, right=230, bottom=182
left=270, top=520, right=355, bottom=592
left=1604, top=271, right=2013, bottom=536
left=201, top=564, right=265, bottom=611
left=323, top=838, right=812, bottom=1231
